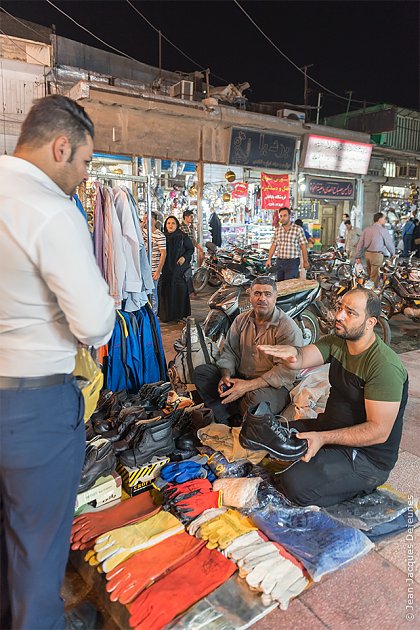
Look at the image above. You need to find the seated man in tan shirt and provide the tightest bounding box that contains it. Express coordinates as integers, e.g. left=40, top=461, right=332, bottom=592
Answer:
left=193, top=276, right=303, bottom=425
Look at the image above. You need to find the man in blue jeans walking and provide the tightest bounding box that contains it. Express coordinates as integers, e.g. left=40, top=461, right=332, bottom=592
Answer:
left=0, top=95, right=115, bottom=629
left=266, top=207, right=310, bottom=280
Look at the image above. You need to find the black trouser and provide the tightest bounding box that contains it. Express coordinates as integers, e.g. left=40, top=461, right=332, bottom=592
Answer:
left=193, top=364, right=290, bottom=424
left=274, top=419, right=390, bottom=507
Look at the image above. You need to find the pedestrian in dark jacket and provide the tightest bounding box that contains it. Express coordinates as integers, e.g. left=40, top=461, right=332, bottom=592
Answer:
left=158, top=215, right=194, bottom=322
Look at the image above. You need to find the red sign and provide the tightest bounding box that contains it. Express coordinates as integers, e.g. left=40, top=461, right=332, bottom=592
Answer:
left=261, top=173, right=290, bottom=210
left=231, top=182, right=249, bottom=199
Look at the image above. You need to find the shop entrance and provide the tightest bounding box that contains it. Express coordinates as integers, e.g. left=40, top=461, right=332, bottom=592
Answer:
left=320, top=206, right=336, bottom=248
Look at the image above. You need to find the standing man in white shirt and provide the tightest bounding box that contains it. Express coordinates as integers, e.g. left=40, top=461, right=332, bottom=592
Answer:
left=142, top=210, right=167, bottom=314
left=266, top=207, right=309, bottom=280
left=0, top=95, right=115, bottom=629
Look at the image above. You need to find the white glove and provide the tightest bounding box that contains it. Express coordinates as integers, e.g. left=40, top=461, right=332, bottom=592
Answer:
left=262, top=574, right=309, bottom=610
left=187, top=507, right=227, bottom=537
left=237, top=542, right=279, bottom=567
left=224, top=531, right=263, bottom=559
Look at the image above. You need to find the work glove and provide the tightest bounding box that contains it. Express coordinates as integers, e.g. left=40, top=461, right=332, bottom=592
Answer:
left=159, top=457, right=209, bottom=484
left=161, top=478, right=221, bottom=524
left=94, top=511, right=184, bottom=573
left=71, top=492, right=160, bottom=550
left=223, top=530, right=263, bottom=559
left=128, top=547, right=236, bottom=630
left=187, top=507, right=227, bottom=537
left=105, top=532, right=205, bottom=604
left=83, top=549, right=103, bottom=573
left=261, top=572, right=309, bottom=610
left=197, top=509, right=257, bottom=549
left=161, top=478, right=210, bottom=504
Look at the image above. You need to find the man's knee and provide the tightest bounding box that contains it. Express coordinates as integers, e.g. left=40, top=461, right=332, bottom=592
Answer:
left=192, top=363, right=220, bottom=384
left=242, top=387, right=290, bottom=414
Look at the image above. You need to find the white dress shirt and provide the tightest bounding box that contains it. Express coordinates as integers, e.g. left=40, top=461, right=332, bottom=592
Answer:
left=0, top=156, right=115, bottom=377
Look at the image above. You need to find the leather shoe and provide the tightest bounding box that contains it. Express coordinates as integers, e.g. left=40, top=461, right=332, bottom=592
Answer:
left=112, top=415, right=162, bottom=454
left=239, top=402, right=308, bottom=461
left=118, top=416, right=174, bottom=468
left=65, top=601, right=98, bottom=629
left=78, top=436, right=117, bottom=493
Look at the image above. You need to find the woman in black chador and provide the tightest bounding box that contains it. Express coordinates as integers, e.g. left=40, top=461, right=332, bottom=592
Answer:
left=158, top=215, right=194, bottom=322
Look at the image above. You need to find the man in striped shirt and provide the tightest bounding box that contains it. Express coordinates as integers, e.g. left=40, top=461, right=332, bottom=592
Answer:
left=142, top=211, right=166, bottom=313
left=266, top=207, right=309, bottom=280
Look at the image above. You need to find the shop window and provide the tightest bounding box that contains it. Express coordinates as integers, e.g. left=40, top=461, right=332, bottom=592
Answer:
left=383, top=161, right=396, bottom=178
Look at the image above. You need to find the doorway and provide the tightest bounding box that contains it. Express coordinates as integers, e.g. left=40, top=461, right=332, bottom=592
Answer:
left=320, top=206, right=336, bottom=248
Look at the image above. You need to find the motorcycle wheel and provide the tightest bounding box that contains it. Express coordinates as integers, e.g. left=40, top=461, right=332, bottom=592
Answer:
left=208, top=273, right=222, bottom=287
left=192, top=267, right=209, bottom=293
left=374, top=316, right=392, bottom=346
left=336, top=263, right=352, bottom=280
left=299, top=308, right=320, bottom=345
left=380, top=289, right=395, bottom=319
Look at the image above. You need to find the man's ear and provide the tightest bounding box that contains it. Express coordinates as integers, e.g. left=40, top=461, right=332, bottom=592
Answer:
left=367, top=316, right=377, bottom=330
left=52, top=135, right=72, bottom=163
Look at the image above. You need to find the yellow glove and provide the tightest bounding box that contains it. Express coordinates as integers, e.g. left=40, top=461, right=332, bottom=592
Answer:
left=94, top=511, right=184, bottom=573
left=83, top=549, right=103, bottom=573
left=198, top=509, right=257, bottom=550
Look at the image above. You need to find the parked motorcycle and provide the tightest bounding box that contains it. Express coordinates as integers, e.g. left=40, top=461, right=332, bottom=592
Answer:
left=203, top=268, right=321, bottom=347
left=307, top=246, right=352, bottom=280
left=310, top=266, right=392, bottom=344
left=379, top=253, right=420, bottom=321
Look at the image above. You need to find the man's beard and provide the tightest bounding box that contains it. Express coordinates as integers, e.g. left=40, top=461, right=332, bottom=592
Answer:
left=335, top=319, right=367, bottom=341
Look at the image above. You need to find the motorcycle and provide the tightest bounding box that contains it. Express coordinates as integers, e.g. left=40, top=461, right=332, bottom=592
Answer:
left=193, top=243, right=268, bottom=293
left=379, top=253, right=420, bottom=321
left=203, top=267, right=321, bottom=347
left=311, top=266, right=392, bottom=345
left=307, top=246, right=352, bottom=280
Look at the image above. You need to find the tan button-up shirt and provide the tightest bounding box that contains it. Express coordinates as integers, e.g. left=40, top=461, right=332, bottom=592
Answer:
left=216, top=307, right=303, bottom=390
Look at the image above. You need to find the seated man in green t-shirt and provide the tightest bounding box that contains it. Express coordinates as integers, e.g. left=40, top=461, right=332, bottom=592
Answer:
left=258, top=287, right=408, bottom=507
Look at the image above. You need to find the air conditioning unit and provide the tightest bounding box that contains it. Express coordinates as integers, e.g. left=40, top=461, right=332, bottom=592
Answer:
left=169, top=80, right=194, bottom=101
left=276, top=108, right=305, bottom=122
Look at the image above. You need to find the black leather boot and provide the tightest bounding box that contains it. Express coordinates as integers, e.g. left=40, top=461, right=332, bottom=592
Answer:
left=118, top=417, right=175, bottom=468
left=239, top=402, right=308, bottom=461
left=78, top=436, right=117, bottom=492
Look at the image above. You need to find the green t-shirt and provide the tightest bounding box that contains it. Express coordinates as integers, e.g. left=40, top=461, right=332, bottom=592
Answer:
left=314, top=334, right=408, bottom=469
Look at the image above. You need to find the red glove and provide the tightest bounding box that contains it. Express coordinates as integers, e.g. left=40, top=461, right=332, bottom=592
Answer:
left=128, top=547, right=236, bottom=630
left=70, top=493, right=160, bottom=550
left=106, top=532, right=205, bottom=604
left=162, top=479, right=221, bottom=523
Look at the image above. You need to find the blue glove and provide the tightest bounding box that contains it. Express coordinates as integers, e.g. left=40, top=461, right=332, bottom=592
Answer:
left=160, top=460, right=207, bottom=484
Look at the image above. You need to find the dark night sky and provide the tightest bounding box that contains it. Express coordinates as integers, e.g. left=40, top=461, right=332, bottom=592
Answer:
left=2, top=0, right=419, bottom=116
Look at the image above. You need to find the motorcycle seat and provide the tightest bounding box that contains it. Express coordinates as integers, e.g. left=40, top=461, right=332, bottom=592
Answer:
left=276, top=278, right=319, bottom=297
left=276, top=287, right=319, bottom=312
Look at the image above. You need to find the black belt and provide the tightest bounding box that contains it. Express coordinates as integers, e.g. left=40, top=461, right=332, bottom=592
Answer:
left=366, top=251, right=383, bottom=254
left=0, top=373, right=72, bottom=390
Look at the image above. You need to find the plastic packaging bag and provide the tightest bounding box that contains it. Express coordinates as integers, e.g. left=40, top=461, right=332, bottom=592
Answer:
left=73, top=347, right=103, bottom=421
left=198, top=446, right=253, bottom=479
left=323, top=487, right=411, bottom=531
left=250, top=503, right=374, bottom=582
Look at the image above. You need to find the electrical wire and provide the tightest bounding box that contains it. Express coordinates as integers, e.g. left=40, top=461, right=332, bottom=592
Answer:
left=0, top=6, right=46, bottom=39
left=233, top=0, right=379, bottom=107
left=125, top=0, right=230, bottom=84
left=45, top=0, right=145, bottom=65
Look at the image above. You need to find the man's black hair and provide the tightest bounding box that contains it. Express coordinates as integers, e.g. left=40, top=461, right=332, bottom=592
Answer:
left=373, top=212, right=384, bottom=223
left=16, top=95, right=94, bottom=159
left=250, top=275, right=277, bottom=291
left=278, top=207, right=291, bottom=215
left=347, top=287, right=382, bottom=319
left=344, top=220, right=352, bottom=226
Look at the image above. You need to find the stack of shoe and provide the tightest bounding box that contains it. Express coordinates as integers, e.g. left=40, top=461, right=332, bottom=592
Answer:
left=118, top=416, right=175, bottom=468
left=239, top=402, right=308, bottom=461
left=78, top=436, right=117, bottom=493
left=91, top=391, right=128, bottom=434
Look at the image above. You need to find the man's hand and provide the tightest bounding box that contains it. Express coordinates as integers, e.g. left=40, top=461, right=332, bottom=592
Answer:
left=258, top=344, right=298, bottom=364
left=152, top=270, right=160, bottom=281
left=220, top=378, right=250, bottom=404
left=265, top=257, right=272, bottom=269
left=217, top=374, right=234, bottom=395
left=303, top=259, right=310, bottom=271
left=177, top=256, right=185, bottom=266
left=296, top=431, right=325, bottom=462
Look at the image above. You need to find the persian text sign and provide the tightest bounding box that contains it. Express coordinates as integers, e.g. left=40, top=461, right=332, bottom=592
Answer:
left=305, top=177, right=355, bottom=200
left=231, top=182, right=249, bottom=199
left=229, top=128, right=296, bottom=170
left=303, top=134, right=372, bottom=175
left=261, top=173, right=290, bottom=210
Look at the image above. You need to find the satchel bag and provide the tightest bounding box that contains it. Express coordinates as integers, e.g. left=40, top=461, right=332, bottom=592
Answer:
left=168, top=317, right=220, bottom=385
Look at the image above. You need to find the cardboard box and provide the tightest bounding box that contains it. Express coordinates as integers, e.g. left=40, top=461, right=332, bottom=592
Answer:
left=117, top=456, right=169, bottom=496
left=75, top=471, right=122, bottom=513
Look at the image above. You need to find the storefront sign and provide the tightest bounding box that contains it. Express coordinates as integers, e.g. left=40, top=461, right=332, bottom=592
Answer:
left=231, top=181, right=249, bottom=199
left=304, top=176, right=356, bottom=200
left=302, top=134, right=372, bottom=175
left=229, top=127, right=296, bottom=170
left=261, top=173, right=290, bottom=209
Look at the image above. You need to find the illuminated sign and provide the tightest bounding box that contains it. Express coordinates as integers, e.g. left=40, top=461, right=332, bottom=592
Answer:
left=303, top=134, right=372, bottom=175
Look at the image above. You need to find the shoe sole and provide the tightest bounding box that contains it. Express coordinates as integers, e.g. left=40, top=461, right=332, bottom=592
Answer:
left=239, top=435, right=307, bottom=461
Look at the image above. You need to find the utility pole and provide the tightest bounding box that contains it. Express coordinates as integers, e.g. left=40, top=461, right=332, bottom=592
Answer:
left=316, top=92, right=322, bottom=125
left=345, top=90, right=353, bottom=127
left=158, top=30, right=162, bottom=79
left=301, top=64, right=314, bottom=109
